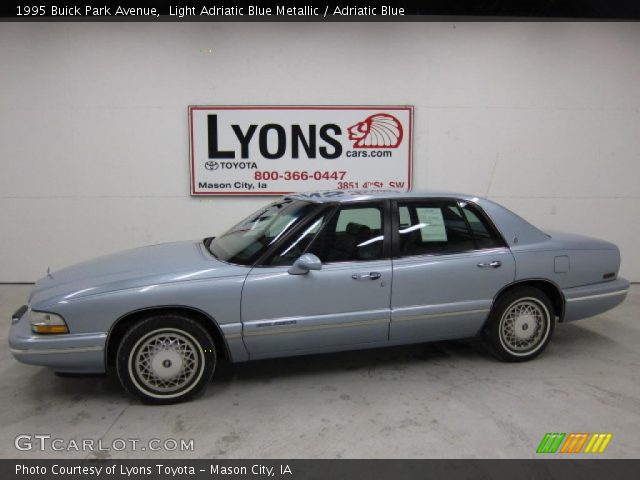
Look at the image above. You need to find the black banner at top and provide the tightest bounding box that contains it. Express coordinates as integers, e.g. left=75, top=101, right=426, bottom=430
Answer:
left=2, top=0, right=640, bottom=20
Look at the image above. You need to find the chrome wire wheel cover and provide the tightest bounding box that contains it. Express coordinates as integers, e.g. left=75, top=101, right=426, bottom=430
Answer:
left=499, top=298, right=550, bottom=355
left=129, top=329, right=202, bottom=395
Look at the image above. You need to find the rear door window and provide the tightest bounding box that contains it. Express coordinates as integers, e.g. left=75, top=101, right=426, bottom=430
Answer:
left=396, top=200, right=475, bottom=256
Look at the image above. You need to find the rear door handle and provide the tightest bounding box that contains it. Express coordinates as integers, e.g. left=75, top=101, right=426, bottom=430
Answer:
left=477, top=261, right=502, bottom=269
left=352, top=272, right=382, bottom=281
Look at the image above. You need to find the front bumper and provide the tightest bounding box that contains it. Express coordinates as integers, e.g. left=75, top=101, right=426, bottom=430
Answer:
left=563, top=277, right=630, bottom=322
left=9, top=306, right=107, bottom=374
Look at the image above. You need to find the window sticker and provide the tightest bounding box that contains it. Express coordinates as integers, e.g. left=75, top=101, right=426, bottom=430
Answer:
left=416, top=208, right=447, bottom=242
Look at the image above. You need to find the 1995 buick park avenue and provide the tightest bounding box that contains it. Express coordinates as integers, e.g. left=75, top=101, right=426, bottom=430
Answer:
left=9, top=190, right=629, bottom=403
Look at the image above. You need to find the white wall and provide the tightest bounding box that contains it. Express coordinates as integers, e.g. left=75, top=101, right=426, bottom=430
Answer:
left=1, top=22, right=639, bottom=282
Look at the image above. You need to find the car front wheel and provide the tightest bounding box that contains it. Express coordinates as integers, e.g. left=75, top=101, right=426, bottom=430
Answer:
left=484, top=287, right=555, bottom=362
left=116, top=315, right=215, bottom=404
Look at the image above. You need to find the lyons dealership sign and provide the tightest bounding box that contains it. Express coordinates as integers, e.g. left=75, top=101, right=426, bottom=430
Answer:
left=189, top=106, right=413, bottom=195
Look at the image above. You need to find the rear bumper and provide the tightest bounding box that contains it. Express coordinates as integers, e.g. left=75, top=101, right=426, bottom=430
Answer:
left=563, top=277, right=630, bottom=322
left=8, top=306, right=106, bottom=374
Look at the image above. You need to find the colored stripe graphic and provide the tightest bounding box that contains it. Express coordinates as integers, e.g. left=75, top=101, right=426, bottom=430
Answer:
left=536, top=433, right=566, bottom=453
left=584, top=433, right=613, bottom=453
left=537, top=433, right=613, bottom=454
left=560, top=433, right=589, bottom=453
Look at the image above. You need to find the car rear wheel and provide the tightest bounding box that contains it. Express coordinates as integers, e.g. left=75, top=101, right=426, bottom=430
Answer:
left=116, top=315, right=215, bottom=404
left=484, top=287, right=555, bottom=362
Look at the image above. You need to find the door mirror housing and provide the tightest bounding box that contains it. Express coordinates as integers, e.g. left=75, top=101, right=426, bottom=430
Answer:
left=288, top=253, right=322, bottom=275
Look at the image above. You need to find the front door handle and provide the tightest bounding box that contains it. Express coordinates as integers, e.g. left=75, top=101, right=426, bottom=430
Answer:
left=477, top=261, right=502, bottom=269
left=352, top=272, right=382, bottom=281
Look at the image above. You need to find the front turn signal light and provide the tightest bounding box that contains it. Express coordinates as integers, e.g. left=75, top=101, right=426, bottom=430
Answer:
left=30, top=311, right=69, bottom=334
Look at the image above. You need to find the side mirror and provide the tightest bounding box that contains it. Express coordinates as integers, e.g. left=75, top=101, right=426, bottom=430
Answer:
left=288, top=253, right=322, bottom=275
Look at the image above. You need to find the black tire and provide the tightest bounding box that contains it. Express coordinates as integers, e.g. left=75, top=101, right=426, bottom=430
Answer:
left=116, top=315, right=216, bottom=404
left=483, top=287, right=555, bottom=362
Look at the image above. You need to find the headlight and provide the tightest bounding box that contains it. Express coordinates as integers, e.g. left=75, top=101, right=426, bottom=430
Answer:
left=30, top=310, right=69, bottom=334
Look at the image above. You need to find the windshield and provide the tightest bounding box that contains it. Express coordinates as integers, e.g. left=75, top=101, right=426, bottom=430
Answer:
left=207, top=199, right=314, bottom=265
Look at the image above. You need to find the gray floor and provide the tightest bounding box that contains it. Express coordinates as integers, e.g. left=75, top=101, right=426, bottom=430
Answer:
left=1, top=284, right=639, bottom=459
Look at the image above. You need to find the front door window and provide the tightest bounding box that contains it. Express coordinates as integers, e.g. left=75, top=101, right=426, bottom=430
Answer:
left=307, top=206, right=384, bottom=262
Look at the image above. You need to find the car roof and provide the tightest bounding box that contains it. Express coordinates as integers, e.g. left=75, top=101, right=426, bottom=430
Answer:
left=286, top=190, right=481, bottom=204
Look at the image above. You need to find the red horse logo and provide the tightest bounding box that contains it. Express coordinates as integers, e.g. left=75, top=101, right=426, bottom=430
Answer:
left=348, top=113, right=403, bottom=148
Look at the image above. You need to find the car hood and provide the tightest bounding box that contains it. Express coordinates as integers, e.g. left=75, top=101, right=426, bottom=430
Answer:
left=29, top=241, right=243, bottom=309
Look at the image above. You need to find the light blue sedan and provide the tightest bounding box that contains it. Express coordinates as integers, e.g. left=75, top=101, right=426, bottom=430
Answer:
left=9, top=191, right=629, bottom=403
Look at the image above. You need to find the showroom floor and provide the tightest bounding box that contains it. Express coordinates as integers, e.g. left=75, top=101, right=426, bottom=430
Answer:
left=1, top=284, right=639, bottom=459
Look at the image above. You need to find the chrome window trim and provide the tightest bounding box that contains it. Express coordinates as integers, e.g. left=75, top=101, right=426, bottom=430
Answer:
left=392, top=246, right=511, bottom=262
